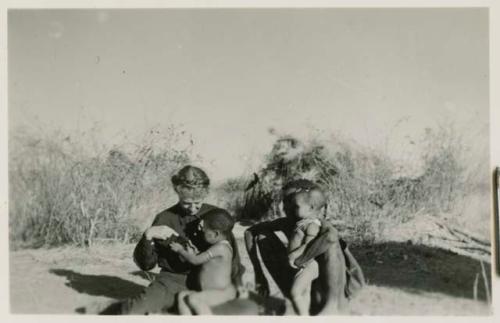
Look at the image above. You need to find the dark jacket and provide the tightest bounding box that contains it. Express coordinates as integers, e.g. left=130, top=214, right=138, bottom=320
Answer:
left=133, top=203, right=221, bottom=273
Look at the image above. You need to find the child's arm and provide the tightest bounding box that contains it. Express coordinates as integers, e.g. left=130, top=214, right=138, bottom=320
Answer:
left=303, top=223, right=321, bottom=244
left=170, top=242, right=225, bottom=265
left=288, top=223, right=321, bottom=267
left=288, top=229, right=305, bottom=253
left=293, top=220, right=340, bottom=268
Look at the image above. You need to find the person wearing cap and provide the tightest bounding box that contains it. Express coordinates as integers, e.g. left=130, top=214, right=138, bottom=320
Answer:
left=112, top=165, right=224, bottom=314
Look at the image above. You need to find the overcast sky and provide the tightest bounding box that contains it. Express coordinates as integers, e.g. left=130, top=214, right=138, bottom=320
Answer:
left=8, top=9, right=489, bottom=182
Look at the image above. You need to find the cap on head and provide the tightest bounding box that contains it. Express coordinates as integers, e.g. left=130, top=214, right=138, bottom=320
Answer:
left=171, top=165, right=210, bottom=200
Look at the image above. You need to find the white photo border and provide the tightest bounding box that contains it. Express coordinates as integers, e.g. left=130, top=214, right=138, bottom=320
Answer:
left=1, top=1, right=499, bottom=323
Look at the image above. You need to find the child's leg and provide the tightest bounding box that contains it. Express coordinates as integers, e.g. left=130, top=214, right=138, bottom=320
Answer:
left=186, top=287, right=237, bottom=315
left=177, top=291, right=194, bottom=315
left=290, top=260, right=319, bottom=315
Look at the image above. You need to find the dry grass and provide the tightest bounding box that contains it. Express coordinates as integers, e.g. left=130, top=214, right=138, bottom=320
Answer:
left=217, top=124, right=489, bottom=245
left=9, top=122, right=489, bottom=250
left=9, top=125, right=194, bottom=248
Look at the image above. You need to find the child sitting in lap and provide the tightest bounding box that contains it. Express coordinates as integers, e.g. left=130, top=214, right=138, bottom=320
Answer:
left=170, top=209, right=244, bottom=315
left=283, top=181, right=327, bottom=315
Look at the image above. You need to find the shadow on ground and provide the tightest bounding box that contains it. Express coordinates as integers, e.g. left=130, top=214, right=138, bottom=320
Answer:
left=350, top=241, right=491, bottom=301
left=50, top=240, right=491, bottom=314
left=50, top=269, right=144, bottom=300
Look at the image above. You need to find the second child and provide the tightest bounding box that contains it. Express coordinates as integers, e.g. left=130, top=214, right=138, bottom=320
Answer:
left=283, top=181, right=327, bottom=315
left=170, top=209, right=244, bottom=315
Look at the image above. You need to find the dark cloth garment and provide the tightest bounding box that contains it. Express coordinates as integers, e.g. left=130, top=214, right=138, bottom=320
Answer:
left=133, top=203, right=221, bottom=273
left=255, top=230, right=297, bottom=298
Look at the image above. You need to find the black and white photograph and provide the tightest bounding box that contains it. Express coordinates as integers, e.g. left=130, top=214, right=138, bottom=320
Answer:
left=4, top=4, right=497, bottom=317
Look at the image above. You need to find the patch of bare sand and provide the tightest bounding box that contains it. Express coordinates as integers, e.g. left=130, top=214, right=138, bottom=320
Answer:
left=9, top=244, right=151, bottom=314
left=349, top=285, right=490, bottom=315
left=8, top=228, right=492, bottom=315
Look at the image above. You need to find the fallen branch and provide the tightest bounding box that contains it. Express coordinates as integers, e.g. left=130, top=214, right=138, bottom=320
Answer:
left=427, top=215, right=489, bottom=247
left=420, top=214, right=491, bottom=262
left=428, top=234, right=491, bottom=254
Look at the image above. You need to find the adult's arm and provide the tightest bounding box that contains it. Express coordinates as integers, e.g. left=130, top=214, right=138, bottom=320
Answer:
left=293, top=220, right=347, bottom=314
left=133, top=234, right=158, bottom=271
left=133, top=218, right=178, bottom=271
left=293, top=219, right=339, bottom=268
left=244, top=228, right=269, bottom=296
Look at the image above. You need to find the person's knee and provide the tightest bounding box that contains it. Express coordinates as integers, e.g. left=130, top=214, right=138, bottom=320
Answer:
left=177, top=291, right=188, bottom=302
left=325, top=227, right=339, bottom=243
left=186, top=294, right=202, bottom=308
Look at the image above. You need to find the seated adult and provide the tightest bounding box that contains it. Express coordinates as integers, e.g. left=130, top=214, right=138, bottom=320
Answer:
left=102, top=165, right=225, bottom=314
left=245, top=179, right=352, bottom=315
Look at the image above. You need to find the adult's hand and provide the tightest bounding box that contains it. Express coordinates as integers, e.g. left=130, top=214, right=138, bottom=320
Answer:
left=145, top=225, right=178, bottom=241
left=169, top=242, right=184, bottom=253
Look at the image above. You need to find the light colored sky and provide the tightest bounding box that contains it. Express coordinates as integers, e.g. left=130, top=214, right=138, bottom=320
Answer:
left=8, top=9, right=489, bottom=182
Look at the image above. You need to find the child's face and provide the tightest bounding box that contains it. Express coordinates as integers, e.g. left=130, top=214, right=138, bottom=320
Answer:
left=293, top=194, right=320, bottom=219
left=295, top=200, right=316, bottom=220
left=200, top=220, right=219, bottom=244
left=179, top=198, right=203, bottom=215
left=284, top=193, right=317, bottom=220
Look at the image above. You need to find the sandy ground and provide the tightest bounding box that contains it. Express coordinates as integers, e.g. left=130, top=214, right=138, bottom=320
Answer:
left=9, top=224, right=492, bottom=315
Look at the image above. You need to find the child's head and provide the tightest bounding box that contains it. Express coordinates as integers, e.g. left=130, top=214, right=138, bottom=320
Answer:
left=200, top=209, right=235, bottom=245
left=171, top=165, right=210, bottom=215
left=282, top=179, right=327, bottom=221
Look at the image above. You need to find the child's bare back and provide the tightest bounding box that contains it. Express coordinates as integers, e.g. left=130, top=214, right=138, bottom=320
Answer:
left=170, top=209, right=242, bottom=315
left=198, top=240, right=233, bottom=290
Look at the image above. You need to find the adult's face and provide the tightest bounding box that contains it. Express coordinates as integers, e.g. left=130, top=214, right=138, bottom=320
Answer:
left=179, top=197, right=203, bottom=216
